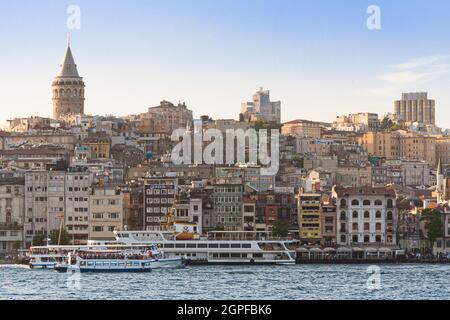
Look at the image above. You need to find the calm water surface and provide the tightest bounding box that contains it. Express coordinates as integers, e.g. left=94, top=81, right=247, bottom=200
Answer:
left=0, top=264, right=449, bottom=300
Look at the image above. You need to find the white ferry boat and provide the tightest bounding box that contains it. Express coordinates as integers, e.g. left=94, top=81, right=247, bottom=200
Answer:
left=28, top=245, right=98, bottom=269
left=108, top=230, right=299, bottom=265
left=55, top=251, right=154, bottom=273
left=29, top=231, right=299, bottom=266
left=30, top=244, right=185, bottom=270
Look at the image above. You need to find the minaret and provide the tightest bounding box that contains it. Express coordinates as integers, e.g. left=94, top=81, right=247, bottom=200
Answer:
left=52, top=40, right=85, bottom=119
left=436, top=158, right=444, bottom=204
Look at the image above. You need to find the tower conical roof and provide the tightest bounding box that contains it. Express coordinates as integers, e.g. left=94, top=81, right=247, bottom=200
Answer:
left=57, top=45, right=80, bottom=78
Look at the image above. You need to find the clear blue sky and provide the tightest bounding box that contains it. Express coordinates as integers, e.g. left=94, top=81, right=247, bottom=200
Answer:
left=1, top=0, right=450, bottom=128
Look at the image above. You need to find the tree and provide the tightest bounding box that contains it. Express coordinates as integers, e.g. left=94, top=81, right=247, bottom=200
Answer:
left=254, top=120, right=282, bottom=131
left=381, top=117, right=394, bottom=131
left=380, top=117, right=406, bottom=132
left=49, top=229, right=71, bottom=246
left=420, top=209, right=444, bottom=246
left=32, top=234, right=46, bottom=246
left=272, top=219, right=290, bottom=238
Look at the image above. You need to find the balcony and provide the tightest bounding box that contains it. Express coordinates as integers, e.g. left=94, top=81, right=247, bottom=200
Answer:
left=0, top=223, right=22, bottom=231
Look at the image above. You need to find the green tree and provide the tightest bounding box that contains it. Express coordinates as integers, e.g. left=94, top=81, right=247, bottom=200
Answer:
left=381, top=117, right=393, bottom=131
left=49, top=229, right=71, bottom=245
left=420, top=209, right=444, bottom=246
left=272, top=219, right=290, bottom=238
left=32, top=234, right=47, bottom=246
left=254, top=121, right=282, bottom=131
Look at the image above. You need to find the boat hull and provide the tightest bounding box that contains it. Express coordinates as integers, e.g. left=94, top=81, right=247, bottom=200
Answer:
left=56, top=266, right=152, bottom=273
left=150, top=258, right=186, bottom=269
left=30, top=263, right=56, bottom=269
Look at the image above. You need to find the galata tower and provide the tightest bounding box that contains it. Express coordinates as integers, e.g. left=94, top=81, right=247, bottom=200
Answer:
left=52, top=43, right=85, bottom=119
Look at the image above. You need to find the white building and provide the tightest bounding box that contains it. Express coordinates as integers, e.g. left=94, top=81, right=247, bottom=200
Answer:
left=241, top=88, right=281, bottom=124
left=25, top=166, right=93, bottom=245
left=0, top=173, right=25, bottom=252
left=333, top=186, right=397, bottom=246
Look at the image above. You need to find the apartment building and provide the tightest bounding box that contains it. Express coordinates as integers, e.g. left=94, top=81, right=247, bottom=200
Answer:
left=215, top=164, right=275, bottom=192
left=321, top=202, right=337, bottom=246
left=333, top=186, right=397, bottom=246
left=394, top=92, right=435, bottom=125
left=212, top=183, right=243, bottom=231
left=143, top=177, right=178, bottom=231
left=298, top=192, right=322, bottom=245
left=24, top=166, right=92, bottom=245
left=139, top=100, right=193, bottom=134
left=81, top=135, right=111, bottom=159
left=172, top=198, right=203, bottom=235
left=0, top=173, right=25, bottom=252
left=89, top=186, right=123, bottom=240
left=360, top=131, right=436, bottom=164
left=282, top=120, right=322, bottom=138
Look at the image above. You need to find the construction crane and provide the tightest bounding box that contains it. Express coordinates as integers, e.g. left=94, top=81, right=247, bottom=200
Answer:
left=160, top=201, right=176, bottom=231
left=56, top=214, right=65, bottom=245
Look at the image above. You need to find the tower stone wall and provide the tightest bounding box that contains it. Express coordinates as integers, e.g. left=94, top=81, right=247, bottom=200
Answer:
left=52, top=45, right=85, bottom=119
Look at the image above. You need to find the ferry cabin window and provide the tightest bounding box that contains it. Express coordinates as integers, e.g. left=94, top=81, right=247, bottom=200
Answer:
left=219, top=253, right=229, bottom=258
left=186, top=244, right=196, bottom=248
left=164, top=244, right=175, bottom=248
left=219, top=244, right=230, bottom=249
left=175, top=244, right=186, bottom=248
left=208, top=244, right=219, bottom=248
left=197, top=244, right=207, bottom=248
left=253, top=253, right=263, bottom=258
left=231, top=253, right=241, bottom=258
left=242, top=244, right=251, bottom=249
left=231, top=244, right=241, bottom=249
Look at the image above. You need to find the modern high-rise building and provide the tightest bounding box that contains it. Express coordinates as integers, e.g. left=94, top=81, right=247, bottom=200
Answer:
left=394, top=92, right=435, bottom=125
left=52, top=43, right=85, bottom=119
left=240, top=88, right=281, bottom=124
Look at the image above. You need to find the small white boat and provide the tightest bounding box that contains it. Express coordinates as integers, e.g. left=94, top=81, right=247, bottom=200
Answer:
left=55, top=247, right=185, bottom=273
left=55, top=251, right=153, bottom=273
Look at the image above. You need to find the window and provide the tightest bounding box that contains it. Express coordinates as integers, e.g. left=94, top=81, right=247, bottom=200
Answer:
left=375, top=200, right=382, bottom=206
left=376, top=223, right=381, bottom=231
left=387, top=211, right=393, bottom=220
left=387, top=199, right=393, bottom=208
left=352, top=223, right=358, bottom=231
left=352, top=211, right=358, bottom=219
left=364, top=235, right=370, bottom=243
left=376, top=211, right=382, bottom=219
left=351, top=200, right=359, bottom=206
left=340, top=211, right=346, bottom=220
left=364, top=211, right=370, bottom=219
left=340, top=199, right=347, bottom=207
left=364, top=223, right=370, bottom=231
left=340, top=235, right=346, bottom=243
left=363, top=200, right=371, bottom=206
